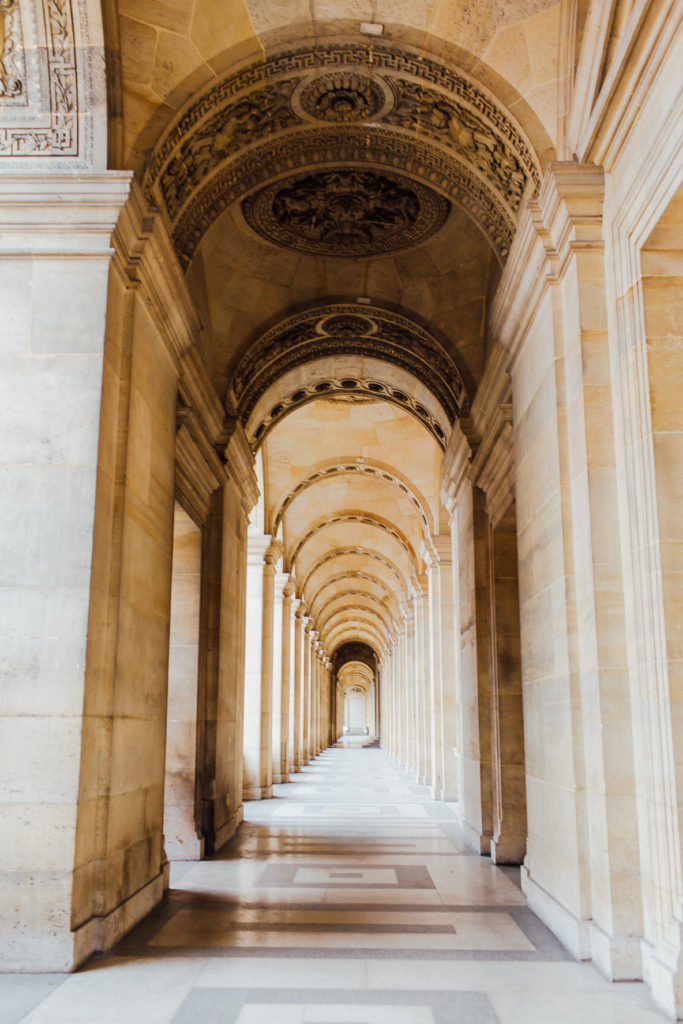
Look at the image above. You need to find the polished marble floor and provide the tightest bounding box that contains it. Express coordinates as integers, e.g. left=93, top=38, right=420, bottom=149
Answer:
left=1, top=747, right=668, bottom=1023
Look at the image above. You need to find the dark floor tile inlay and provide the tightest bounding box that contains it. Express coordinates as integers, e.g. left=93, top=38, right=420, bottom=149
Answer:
left=171, top=988, right=500, bottom=1024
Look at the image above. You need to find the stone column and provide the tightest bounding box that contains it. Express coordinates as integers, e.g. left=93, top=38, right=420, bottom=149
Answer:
left=0, top=175, right=131, bottom=970
left=164, top=504, right=203, bottom=861
left=292, top=602, right=305, bottom=770
left=271, top=571, right=290, bottom=785
left=243, top=537, right=281, bottom=799
left=302, top=619, right=312, bottom=764
left=433, top=535, right=459, bottom=802
left=405, top=601, right=417, bottom=775
left=414, top=578, right=432, bottom=785
left=278, top=578, right=295, bottom=782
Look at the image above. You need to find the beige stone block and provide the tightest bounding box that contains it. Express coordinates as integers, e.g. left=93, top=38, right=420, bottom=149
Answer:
left=29, top=260, right=111, bottom=354
left=0, top=872, right=75, bottom=970
left=1, top=354, right=105, bottom=466
left=191, top=0, right=258, bottom=67
left=0, top=262, right=31, bottom=353
left=119, top=16, right=158, bottom=90
left=119, top=0, right=194, bottom=35
left=0, top=588, right=89, bottom=716
left=109, top=717, right=166, bottom=795
left=0, top=715, right=82, bottom=803
left=152, top=31, right=211, bottom=111
left=523, top=5, right=561, bottom=86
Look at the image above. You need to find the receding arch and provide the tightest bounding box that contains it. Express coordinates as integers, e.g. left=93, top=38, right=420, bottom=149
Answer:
left=273, top=459, right=433, bottom=536
left=287, top=511, right=419, bottom=573
left=309, top=572, right=397, bottom=617
left=143, top=41, right=544, bottom=268
left=301, top=546, right=412, bottom=596
left=318, top=602, right=395, bottom=642
left=233, top=303, right=469, bottom=427
left=245, top=358, right=451, bottom=452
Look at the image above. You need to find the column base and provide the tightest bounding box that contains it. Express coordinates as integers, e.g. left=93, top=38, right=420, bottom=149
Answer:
left=490, top=834, right=525, bottom=866
left=642, top=933, right=683, bottom=1020
left=214, top=805, right=244, bottom=851
left=73, top=864, right=168, bottom=970
left=243, top=785, right=273, bottom=800
left=272, top=772, right=291, bottom=784
left=521, top=863, right=590, bottom=961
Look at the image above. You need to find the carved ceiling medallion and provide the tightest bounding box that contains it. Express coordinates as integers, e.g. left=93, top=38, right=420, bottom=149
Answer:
left=298, top=71, right=384, bottom=122
left=242, top=167, right=450, bottom=257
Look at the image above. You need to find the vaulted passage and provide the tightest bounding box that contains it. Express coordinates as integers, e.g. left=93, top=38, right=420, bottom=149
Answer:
left=1, top=2, right=682, bottom=1022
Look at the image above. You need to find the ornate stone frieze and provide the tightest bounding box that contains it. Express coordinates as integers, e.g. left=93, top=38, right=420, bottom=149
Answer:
left=0, top=0, right=24, bottom=100
left=310, top=572, right=394, bottom=610
left=144, top=42, right=541, bottom=265
left=385, top=78, right=529, bottom=211
left=0, top=0, right=80, bottom=157
left=160, top=79, right=301, bottom=220
left=233, top=303, right=467, bottom=430
left=242, top=166, right=449, bottom=257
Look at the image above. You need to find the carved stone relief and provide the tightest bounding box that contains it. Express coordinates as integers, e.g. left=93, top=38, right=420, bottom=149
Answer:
left=298, top=71, right=384, bottom=122
left=0, top=0, right=80, bottom=157
left=144, top=42, right=541, bottom=265
left=242, top=166, right=449, bottom=257
left=0, top=0, right=24, bottom=100
left=233, top=303, right=467, bottom=429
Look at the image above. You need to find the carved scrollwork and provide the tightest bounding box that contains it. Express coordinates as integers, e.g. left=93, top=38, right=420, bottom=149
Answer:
left=160, top=79, right=301, bottom=220
left=274, top=464, right=430, bottom=535
left=298, top=71, right=383, bottom=122
left=249, top=376, right=448, bottom=453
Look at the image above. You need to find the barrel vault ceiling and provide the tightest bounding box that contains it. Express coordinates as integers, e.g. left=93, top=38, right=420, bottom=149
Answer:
left=110, top=0, right=560, bottom=657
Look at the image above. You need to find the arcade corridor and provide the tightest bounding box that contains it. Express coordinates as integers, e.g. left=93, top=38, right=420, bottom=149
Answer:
left=1, top=747, right=665, bottom=1023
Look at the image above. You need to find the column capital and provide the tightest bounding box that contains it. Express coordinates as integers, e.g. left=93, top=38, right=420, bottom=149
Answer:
left=247, top=532, right=272, bottom=566
left=264, top=538, right=284, bottom=567
left=274, top=571, right=290, bottom=597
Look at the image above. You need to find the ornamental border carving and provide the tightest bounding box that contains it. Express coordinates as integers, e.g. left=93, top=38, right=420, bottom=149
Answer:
left=309, top=571, right=395, bottom=610
left=301, top=545, right=407, bottom=593
left=0, top=0, right=81, bottom=158
left=145, top=42, right=539, bottom=195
